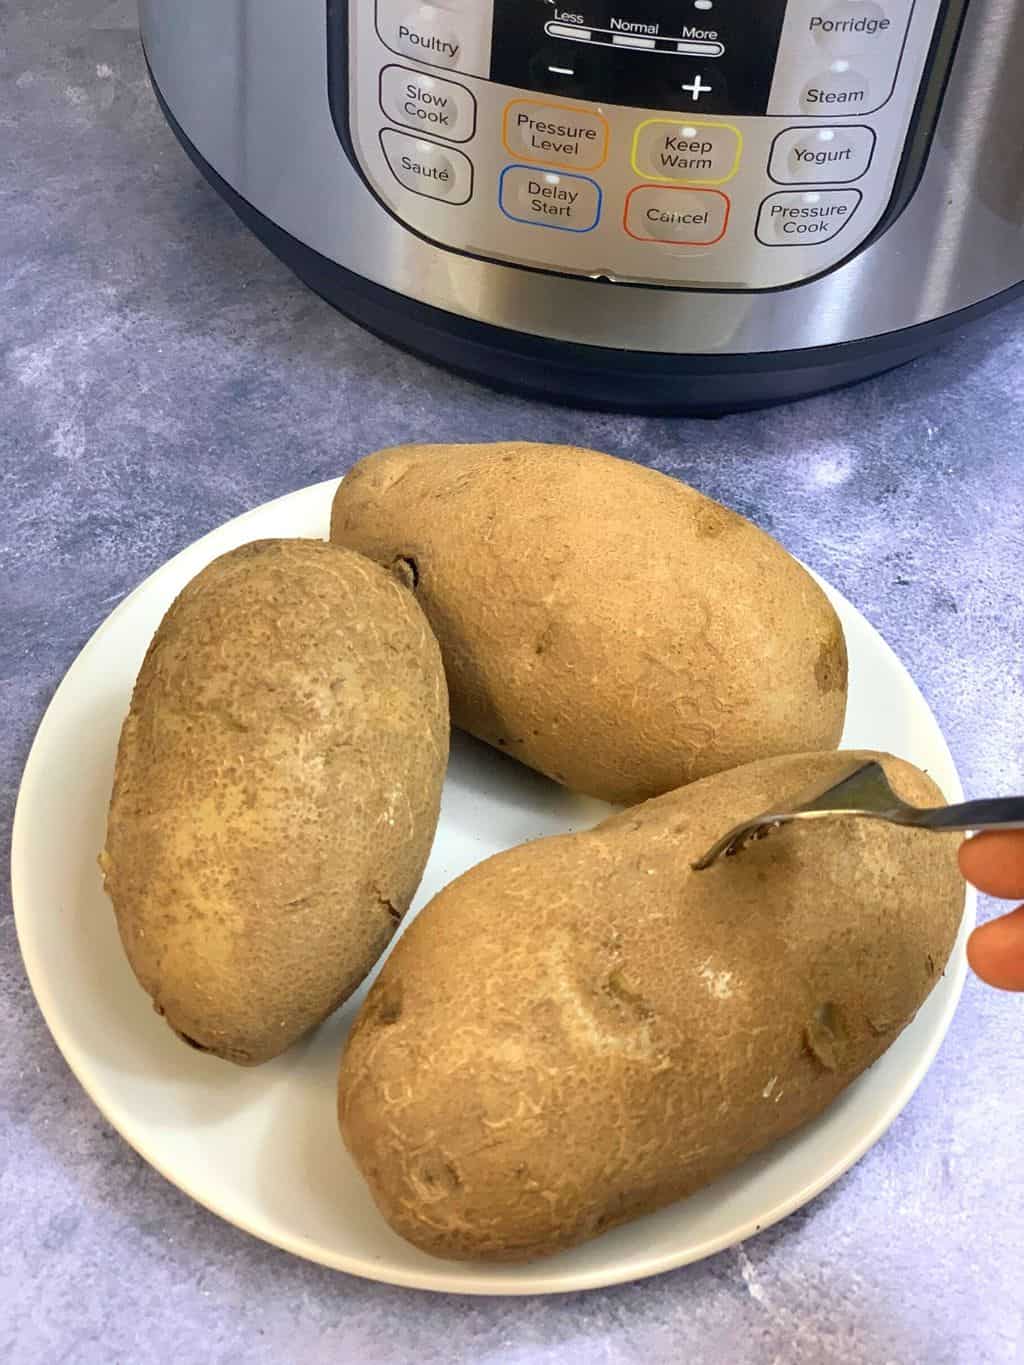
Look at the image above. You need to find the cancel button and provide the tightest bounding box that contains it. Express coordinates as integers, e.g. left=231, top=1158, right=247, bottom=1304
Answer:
left=625, top=186, right=730, bottom=245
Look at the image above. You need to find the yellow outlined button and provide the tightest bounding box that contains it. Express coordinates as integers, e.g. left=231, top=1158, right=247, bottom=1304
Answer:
left=503, top=99, right=610, bottom=172
left=631, top=118, right=742, bottom=186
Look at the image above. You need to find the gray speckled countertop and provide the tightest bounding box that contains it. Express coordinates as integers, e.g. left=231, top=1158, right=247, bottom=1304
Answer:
left=3, top=4, right=1024, bottom=1363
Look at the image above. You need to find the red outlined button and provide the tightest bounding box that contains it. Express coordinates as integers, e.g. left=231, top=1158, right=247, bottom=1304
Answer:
left=624, top=185, right=730, bottom=245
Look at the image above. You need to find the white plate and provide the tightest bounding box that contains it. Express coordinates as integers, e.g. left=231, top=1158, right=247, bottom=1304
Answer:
left=12, top=480, right=974, bottom=1296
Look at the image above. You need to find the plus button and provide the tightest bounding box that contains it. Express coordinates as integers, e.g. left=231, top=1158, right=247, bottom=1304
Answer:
left=681, top=75, right=712, bottom=101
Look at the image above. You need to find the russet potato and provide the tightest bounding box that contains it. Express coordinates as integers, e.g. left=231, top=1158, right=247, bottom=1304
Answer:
left=330, top=442, right=848, bottom=805
left=101, top=539, right=449, bottom=1066
left=338, top=750, right=963, bottom=1262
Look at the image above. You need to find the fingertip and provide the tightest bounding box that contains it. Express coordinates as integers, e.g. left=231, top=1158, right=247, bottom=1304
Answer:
left=959, top=831, right=1024, bottom=900
left=967, top=905, right=1024, bottom=992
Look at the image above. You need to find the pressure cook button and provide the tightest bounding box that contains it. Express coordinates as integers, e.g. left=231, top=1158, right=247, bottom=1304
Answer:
left=631, top=118, right=741, bottom=185
left=379, top=66, right=476, bottom=142
left=756, top=189, right=862, bottom=245
left=769, top=125, right=875, bottom=183
left=800, top=65, right=872, bottom=113
left=624, top=186, right=730, bottom=245
left=499, top=167, right=602, bottom=232
left=807, top=1, right=893, bottom=53
left=502, top=101, right=609, bottom=171
left=380, top=129, right=473, bottom=203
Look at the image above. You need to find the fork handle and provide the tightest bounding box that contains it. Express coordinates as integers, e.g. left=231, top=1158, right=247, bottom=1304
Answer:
left=910, top=796, right=1024, bottom=832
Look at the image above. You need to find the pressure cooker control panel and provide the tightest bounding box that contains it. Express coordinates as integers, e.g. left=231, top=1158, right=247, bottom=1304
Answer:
left=335, top=0, right=950, bottom=290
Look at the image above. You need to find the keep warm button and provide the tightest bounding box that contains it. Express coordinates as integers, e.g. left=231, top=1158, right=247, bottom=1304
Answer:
left=625, top=186, right=730, bottom=245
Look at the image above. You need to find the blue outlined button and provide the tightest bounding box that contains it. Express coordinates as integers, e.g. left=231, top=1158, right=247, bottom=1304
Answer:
left=499, top=165, right=602, bottom=232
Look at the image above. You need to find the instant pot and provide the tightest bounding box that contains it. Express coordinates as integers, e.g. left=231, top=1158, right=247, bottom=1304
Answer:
left=139, top=0, right=1024, bottom=413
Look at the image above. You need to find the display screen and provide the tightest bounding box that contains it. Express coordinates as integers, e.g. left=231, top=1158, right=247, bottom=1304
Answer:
left=489, top=0, right=789, bottom=115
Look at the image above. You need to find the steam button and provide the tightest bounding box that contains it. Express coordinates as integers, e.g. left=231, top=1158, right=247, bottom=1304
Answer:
left=800, top=65, right=872, bottom=114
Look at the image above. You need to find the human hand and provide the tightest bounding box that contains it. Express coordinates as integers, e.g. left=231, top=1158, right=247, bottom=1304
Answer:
left=961, top=831, right=1024, bottom=991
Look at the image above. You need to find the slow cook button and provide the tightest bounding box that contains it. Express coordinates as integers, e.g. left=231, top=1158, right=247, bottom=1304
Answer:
left=499, top=166, right=602, bottom=232
left=379, top=65, right=477, bottom=142
left=801, top=65, right=872, bottom=113
left=624, top=186, right=730, bottom=245
left=769, top=124, right=875, bottom=183
left=502, top=100, right=609, bottom=171
left=756, top=189, right=862, bottom=244
left=380, top=129, right=473, bottom=203
left=631, top=118, right=742, bottom=185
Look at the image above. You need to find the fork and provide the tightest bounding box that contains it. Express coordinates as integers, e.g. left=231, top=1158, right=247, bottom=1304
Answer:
left=691, top=759, right=1024, bottom=872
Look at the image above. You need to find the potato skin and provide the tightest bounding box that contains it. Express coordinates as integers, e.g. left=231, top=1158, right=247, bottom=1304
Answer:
left=338, top=751, right=963, bottom=1262
left=101, top=539, right=449, bottom=1066
left=330, top=442, right=848, bottom=805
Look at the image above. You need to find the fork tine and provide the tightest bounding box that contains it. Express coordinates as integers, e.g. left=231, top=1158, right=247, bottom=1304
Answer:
left=691, top=761, right=882, bottom=871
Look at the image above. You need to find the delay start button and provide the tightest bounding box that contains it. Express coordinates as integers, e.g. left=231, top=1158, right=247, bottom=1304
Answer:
left=499, top=166, right=602, bottom=232
left=756, top=189, right=862, bottom=245
left=625, top=186, right=730, bottom=245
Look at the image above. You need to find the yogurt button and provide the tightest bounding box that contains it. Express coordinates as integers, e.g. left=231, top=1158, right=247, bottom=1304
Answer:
left=770, top=125, right=875, bottom=183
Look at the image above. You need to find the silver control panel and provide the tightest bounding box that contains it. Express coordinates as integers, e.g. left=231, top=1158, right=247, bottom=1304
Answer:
left=341, top=0, right=949, bottom=290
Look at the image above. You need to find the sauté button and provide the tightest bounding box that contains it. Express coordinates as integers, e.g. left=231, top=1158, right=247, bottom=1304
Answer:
left=499, top=166, right=602, bottom=232
left=756, top=189, right=862, bottom=244
left=769, top=125, right=875, bottom=183
left=624, top=186, right=730, bottom=245
left=801, top=64, right=872, bottom=113
left=380, top=129, right=473, bottom=203
left=502, top=100, right=609, bottom=171
left=379, top=66, right=476, bottom=142
left=632, top=119, right=742, bottom=185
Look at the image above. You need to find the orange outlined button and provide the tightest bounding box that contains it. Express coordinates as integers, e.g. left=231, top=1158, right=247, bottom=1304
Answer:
left=625, top=186, right=730, bottom=245
left=503, top=99, right=609, bottom=171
